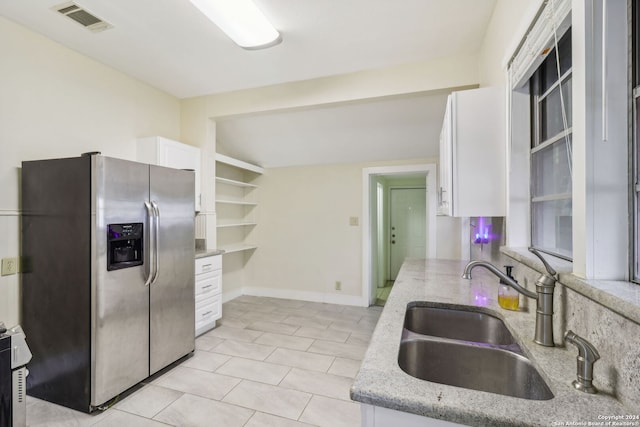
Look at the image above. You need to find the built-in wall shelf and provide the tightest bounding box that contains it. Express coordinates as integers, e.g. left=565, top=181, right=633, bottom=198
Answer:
left=217, top=222, right=257, bottom=228
left=216, top=176, right=258, bottom=188
left=219, top=244, right=258, bottom=254
left=215, top=153, right=264, bottom=174
left=215, top=153, right=263, bottom=257
left=215, top=199, right=258, bottom=206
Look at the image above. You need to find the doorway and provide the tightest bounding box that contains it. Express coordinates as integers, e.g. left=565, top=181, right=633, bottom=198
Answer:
left=374, top=184, right=427, bottom=306
left=361, top=164, right=437, bottom=307
left=390, top=187, right=427, bottom=279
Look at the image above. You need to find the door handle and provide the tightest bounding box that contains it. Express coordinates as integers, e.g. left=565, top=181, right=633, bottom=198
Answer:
left=151, top=201, right=160, bottom=285
left=143, top=202, right=155, bottom=287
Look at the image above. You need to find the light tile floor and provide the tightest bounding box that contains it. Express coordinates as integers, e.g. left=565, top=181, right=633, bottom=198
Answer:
left=26, top=296, right=382, bottom=427
left=374, top=281, right=394, bottom=306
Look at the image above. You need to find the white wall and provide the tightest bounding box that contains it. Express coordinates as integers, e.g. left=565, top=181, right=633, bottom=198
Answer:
left=435, top=216, right=464, bottom=260
left=182, top=54, right=479, bottom=119
left=0, top=17, right=181, bottom=326
left=477, top=0, right=544, bottom=86
left=178, top=52, right=483, bottom=302
left=244, top=159, right=435, bottom=303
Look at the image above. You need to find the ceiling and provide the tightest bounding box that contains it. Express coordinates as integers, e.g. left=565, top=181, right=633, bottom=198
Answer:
left=216, top=92, right=449, bottom=168
left=0, top=0, right=496, bottom=98
left=0, top=0, right=497, bottom=167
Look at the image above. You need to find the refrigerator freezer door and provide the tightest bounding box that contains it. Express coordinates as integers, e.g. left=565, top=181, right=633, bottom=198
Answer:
left=92, top=156, right=150, bottom=406
left=149, top=165, right=195, bottom=374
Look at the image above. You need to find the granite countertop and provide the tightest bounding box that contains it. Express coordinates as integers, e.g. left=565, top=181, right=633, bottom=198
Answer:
left=195, top=249, right=224, bottom=259
left=351, top=258, right=629, bottom=426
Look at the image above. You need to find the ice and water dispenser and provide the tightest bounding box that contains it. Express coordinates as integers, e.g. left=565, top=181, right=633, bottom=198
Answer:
left=107, top=223, right=143, bottom=271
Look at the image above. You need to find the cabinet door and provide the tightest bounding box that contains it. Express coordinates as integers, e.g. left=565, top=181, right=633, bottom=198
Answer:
left=452, top=88, right=505, bottom=217
left=438, top=87, right=506, bottom=217
left=439, top=96, right=453, bottom=216
left=158, top=139, right=201, bottom=212
left=137, top=137, right=201, bottom=212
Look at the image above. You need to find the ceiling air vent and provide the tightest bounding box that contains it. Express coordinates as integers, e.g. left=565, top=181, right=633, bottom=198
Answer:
left=52, top=2, right=112, bottom=33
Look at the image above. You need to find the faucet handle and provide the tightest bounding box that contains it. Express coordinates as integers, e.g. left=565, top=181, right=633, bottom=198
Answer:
left=528, top=247, right=557, bottom=276
left=503, top=265, right=514, bottom=279
left=564, top=330, right=600, bottom=394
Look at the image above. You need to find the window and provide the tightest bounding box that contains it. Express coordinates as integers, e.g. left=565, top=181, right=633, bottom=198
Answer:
left=529, top=30, right=572, bottom=260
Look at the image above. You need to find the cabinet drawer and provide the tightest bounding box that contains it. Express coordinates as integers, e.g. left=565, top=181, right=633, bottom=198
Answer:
left=195, top=294, right=221, bottom=326
left=195, top=255, right=222, bottom=275
left=196, top=287, right=220, bottom=304
left=195, top=270, right=221, bottom=297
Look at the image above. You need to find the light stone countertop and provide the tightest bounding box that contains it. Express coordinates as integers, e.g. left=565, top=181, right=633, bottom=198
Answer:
left=195, top=249, right=224, bottom=259
left=350, top=258, right=630, bottom=427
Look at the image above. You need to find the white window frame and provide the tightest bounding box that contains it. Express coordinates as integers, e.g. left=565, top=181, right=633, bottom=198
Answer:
left=506, top=0, right=629, bottom=281
left=529, top=31, right=573, bottom=260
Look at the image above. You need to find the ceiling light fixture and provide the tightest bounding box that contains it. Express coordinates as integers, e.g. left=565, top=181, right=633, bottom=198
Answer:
left=190, top=0, right=281, bottom=50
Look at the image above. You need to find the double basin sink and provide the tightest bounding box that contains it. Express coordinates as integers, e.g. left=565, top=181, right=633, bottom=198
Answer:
left=398, top=303, right=554, bottom=400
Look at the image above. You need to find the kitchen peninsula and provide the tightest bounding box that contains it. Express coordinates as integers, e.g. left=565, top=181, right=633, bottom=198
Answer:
left=352, top=258, right=635, bottom=427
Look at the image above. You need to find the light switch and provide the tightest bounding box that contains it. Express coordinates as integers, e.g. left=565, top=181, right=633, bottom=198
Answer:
left=349, top=217, right=359, bottom=226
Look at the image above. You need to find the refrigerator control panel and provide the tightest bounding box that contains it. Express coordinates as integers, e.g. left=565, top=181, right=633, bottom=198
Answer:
left=107, top=223, right=143, bottom=271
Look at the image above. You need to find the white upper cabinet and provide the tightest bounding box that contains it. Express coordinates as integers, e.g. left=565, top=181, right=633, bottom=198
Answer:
left=137, top=136, right=202, bottom=212
left=439, top=87, right=506, bottom=217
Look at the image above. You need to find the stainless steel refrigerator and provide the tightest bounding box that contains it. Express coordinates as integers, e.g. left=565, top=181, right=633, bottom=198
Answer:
left=21, top=153, right=195, bottom=412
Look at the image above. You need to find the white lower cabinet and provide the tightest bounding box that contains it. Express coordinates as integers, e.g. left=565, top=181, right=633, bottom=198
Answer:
left=195, top=255, right=222, bottom=336
left=361, top=404, right=465, bottom=427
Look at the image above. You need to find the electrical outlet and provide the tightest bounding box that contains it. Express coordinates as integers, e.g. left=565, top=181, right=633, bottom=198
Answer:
left=335, top=281, right=342, bottom=291
left=1, top=257, right=18, bottom=276
left=349, top=217, right=359, bottom=226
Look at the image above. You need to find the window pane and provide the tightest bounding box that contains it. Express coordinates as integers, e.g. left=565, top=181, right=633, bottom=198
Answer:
left=541, top=77, right=572, bottom=141
left=540, top=31, right=572, bottom=92
left=531, top=138, right=572, bottom=198
left=530, top=28, right=572, bottom=260
left=540, top=49, right=559, bottom=93
left=531, top=199, right=572, bottom=258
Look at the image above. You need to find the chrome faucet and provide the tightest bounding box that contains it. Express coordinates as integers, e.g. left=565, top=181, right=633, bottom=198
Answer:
left=564, top=330, right=600, bottom=394
left=462, top=247, right=558, bottom=347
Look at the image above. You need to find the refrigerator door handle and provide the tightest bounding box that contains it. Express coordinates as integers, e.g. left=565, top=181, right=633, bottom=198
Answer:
left=144, top=201, right=156, bottom=287
left=151, top=201, right=160, bottom=285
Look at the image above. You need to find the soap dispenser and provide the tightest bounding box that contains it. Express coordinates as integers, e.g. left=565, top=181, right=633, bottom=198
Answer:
left=498, top=265, right=519, bottom=310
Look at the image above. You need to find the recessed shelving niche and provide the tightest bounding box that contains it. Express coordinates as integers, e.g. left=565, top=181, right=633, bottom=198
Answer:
left=215, top=153, right=263, bottom=255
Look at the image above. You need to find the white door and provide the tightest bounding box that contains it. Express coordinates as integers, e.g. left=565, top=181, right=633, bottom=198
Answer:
left=390, top=188, right=427, bottom=279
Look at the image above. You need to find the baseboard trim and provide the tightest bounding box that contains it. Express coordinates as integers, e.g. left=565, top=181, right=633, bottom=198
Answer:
left=241, top=286, right=368, bottom=307
left=221, top=288, right=243, bottom=303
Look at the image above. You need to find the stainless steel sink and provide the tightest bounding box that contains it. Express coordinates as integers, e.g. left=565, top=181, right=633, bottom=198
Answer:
left=398, top=303, right=554, bottom=400
left=398, top=336, right=554, bottom=400
left=403, top=304, right=517, bottom=345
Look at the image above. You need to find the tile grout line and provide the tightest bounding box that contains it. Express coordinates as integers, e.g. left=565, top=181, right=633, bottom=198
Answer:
left=144, top=384, right=185, bottom=420
left=295, top=388, right=316, bottom=425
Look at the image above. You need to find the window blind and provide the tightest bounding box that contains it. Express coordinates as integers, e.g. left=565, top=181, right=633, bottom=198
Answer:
left=508, top=0, right=572, bottom=90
